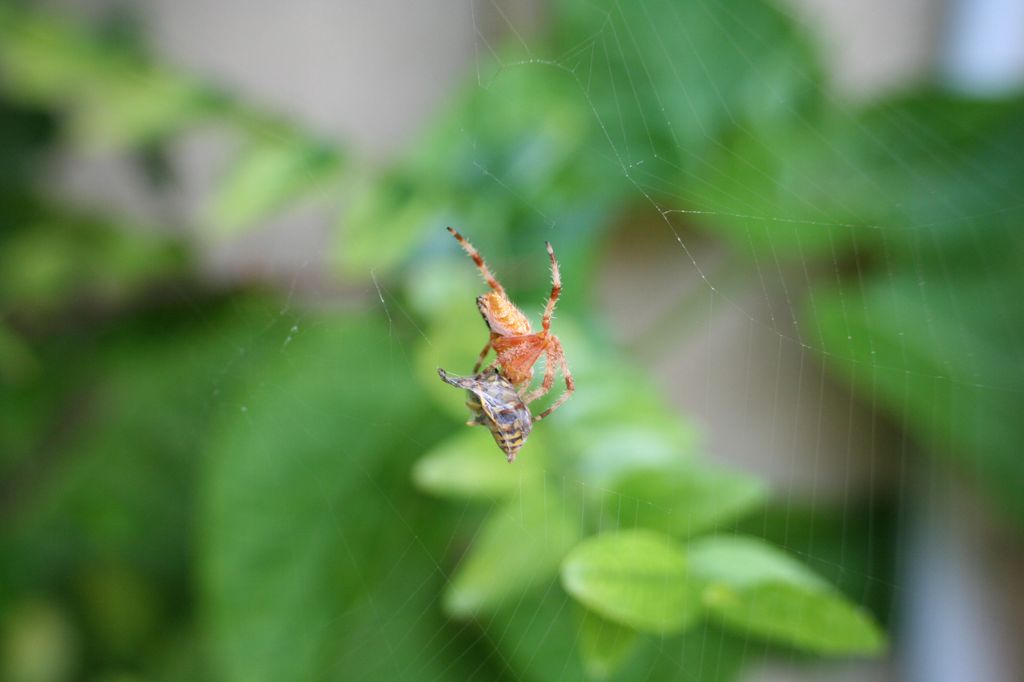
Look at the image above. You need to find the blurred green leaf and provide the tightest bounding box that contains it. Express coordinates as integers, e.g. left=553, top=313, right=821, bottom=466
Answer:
left=605, top=465, right=766, bottom=538
left=337, top=171, right=448, bottom=277
left=335, top=0, right=830, bottom=280
left=402, top=256, right=482, bottom=319
left=71, top=69, right=220, bottom=147
left=561, top=530, right=697, bottom=634
left=0, top=7, right=108, bottom=103
left=490, top=585, right=749, bottom=682
left=0, top=8, right=219, bottom=147
left=0, top=0, right=918, bottom=677
left=550, top=342, right=703, bottom=485
left=481, top=585, right=591, bottom=681
left=2, top=299, right=289, bottom=582
left=0, top=298, right=310, bottom=682
left=336, top=59, right=624, bottom=280
left=736, top=499, right=898, bottom=627
left=0, top=213, right=187, bottom=318
left=0, top=599, right=78, bottom=682
left=327, top=544, right=506, bottom=682
left=577, top=608, right=638, bottom=680
left=555, top=0, right=822, bottom=185
left=690, top=536, right=885, bottom=654
left=694, top=91, right=1024, bottom=258
left=149, top=629, right=215, bottom=682
left=201, top=314, right=453, bottom=681
left=794, top=92, right=1024, bottom=254
left=683, top=123, right=877, bottom=256
left=414, top=302, right=499, bottom=419
left=207, top=135, right=342, bottom=233
left=691, top=535, right=826, bottom=589
left=0, top=6, right=350, bottom=232
left=806, top=274, right=1024, bottom=522
left=445, top=489, right=579, bottom=618
left=0, top=324, right=36, bottom=384
left=413, top=427, right=545, bottom=500
left=78, top=562, right=161, bottom=660
left=0, top=100, right=54, bottom=189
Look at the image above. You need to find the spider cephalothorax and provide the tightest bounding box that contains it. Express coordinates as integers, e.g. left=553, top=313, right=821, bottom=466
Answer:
left=447, top=227, right=574, bottom=422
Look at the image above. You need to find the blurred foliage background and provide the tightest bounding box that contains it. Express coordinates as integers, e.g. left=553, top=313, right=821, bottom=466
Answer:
left=2, top=1, right=1022, bottom=680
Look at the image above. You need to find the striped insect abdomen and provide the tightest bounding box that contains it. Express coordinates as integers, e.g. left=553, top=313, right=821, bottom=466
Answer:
left=439, top=367, right=532, bottom=462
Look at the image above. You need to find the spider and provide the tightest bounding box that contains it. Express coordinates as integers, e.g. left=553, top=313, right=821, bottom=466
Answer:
left=447, top=227, right=574, bottom=422
left=438, top=367, right=532, bottom=462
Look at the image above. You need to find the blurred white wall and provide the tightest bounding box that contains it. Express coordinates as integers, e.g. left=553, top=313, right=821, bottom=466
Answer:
left=784, top=0, right=939, bottom=98
left=943, top=0, right=1024, bottom=93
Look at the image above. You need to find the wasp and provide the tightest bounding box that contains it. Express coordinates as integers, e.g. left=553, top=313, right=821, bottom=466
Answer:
left=438, top=367, right=532, bottom=462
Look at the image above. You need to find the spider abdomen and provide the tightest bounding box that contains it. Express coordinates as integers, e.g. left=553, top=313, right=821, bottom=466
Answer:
left=477, top=293, right=532, bottom=336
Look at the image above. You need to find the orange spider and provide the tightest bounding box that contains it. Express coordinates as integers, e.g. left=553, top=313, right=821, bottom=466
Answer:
left=447, top=226, right=574, bottom=422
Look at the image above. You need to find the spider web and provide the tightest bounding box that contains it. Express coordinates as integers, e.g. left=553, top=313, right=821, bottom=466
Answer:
left=418, top=5, right=1018, bottom=679
left=22, top=1, right=1024, bottom=681
left=426, top=3, right=1016, bottom=680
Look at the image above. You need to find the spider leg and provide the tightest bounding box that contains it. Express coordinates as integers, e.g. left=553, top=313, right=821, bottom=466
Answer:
left=522, top=347, right=555, bottom=404
left=533, top=340, right=574, bottom=422
left=448, top=227, right=506, bottom=295
left=540, top=241, right=561, bottom=333
left=472, top=340, right=492, bottom=373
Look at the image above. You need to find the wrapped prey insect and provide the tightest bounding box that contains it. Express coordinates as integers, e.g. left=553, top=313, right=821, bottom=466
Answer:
left=437, top=367, right=533, bottom=462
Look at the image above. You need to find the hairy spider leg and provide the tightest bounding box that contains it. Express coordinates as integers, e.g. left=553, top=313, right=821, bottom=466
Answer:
left=540, top=241, right=561, bottom=333
left=472, top=340, right=492, bottom=373
left=532, top=341, right=575, bottom=422
left=523, top=336, right=562, bottom=404
left=447, top=227, right=574, bottom=421
left=447, top=226, right=505, bottom=295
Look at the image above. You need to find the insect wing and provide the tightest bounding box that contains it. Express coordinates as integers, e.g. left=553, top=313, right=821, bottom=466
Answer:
left=437, top=366, right=532, bottom=461
left=473, top=388, right=511, bottom=423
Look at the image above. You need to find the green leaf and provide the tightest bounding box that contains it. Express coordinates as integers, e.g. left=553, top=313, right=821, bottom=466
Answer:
left=413, top=301, right=500, bottom=420
left=334, top=59, right=624, bottom=280
left=577, top=608, right=638, bottom=679
left=0, top=213, right=187, bottom=317
left=0, top=8, right=219, bottom=147
left=0, top=300, right=317, bottom=678
left=328, top=546, right=506, bottom=681
left=606, top=465, right=766, bottom=538
left=560, top=530, right=698, bottom=634
left=806, top=273, right=1024, bottom=523
left=336, top=171, right=445, bottom=276
left=0, top=323, right=36, bottom=383
left=486, top=582, right=748, bottom=682
left=690, top=535, right=826, bottom=589
left=207, top=135, right=341, bottom=234
left=412, top=428, right=545, bottom=500
left=444, top=489, right=579, bottom=618
left=797, top=92, right=1024, bottom=253
left=684, top=123, right=875, bottom=257
left=694, top=91, right=1024, bottom=259
left=483, top=586, right=591, bottom=681
left=553, top=355, right=702, bottom=485
left=201, top=314, right=443, bottom=681
left=72, top=69, right=219, bottom=147
left=0, top=8, right=105, bottom=103
left=556, top=0, right=822, bottom=185
left=0, top=600, right=77, bottom=682
left=689, top=536, right=885, bottom=655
